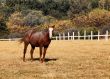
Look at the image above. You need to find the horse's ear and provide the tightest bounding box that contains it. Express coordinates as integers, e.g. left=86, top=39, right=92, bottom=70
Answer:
left=48, top=25, right=50, bottom=28
left=52, top=25, right=55, bottom=28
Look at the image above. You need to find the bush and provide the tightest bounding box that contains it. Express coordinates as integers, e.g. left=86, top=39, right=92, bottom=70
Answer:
left=6, top=11, right=23, bottom=28
left=7, top=10, right=56, bottom=29
left=48, top=20, right=74, bottom=32
left=73, top=9, right=110, bottom=28
left=101, top=23, right=110, bottom=34
left=88, top=9, right=110, bottom=27
left=79, top=27, right=98, bottom=35
left=23, top=11, right=44, bottom=26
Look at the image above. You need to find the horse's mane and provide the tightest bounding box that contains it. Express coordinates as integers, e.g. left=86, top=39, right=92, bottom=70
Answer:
left=43, top=29, right=49, bottom=32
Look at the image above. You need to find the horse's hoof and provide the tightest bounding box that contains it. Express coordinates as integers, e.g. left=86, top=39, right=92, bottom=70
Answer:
left=23, top=60, right=26, bottom=62
left=39, top=58, right=44, bottom=63
left=39, top=60, right=43, bottom=63
left=23, top=59, right=26, bottom=62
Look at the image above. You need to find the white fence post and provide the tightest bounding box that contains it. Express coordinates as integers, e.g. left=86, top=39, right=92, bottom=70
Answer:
left=84, top=30, right=86, bottom=40
left=98, top=30, right=100, bottom=41
left=9, top=38, right=11, bottom=41
left=68, top=32, right=70, bottom=40
left=71, top=34, right=73, bottom=40
left=72, top=32, right=74, bottom=40
left=88, top=35, right=90, bottom=40
left=105, top=30, right=108, bottom=41
left=91, top=31, right=93, bottom=40
left=56, top=36, right=58, bottom=40
left=78, top=31, right=80, bottom=40
left=63, top=33, right=65, bottom=40
left=59, top=34, right=61, bottom=40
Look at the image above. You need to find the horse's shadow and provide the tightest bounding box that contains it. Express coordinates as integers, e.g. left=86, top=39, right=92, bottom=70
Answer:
left=33, top=58, right=58, bottom=62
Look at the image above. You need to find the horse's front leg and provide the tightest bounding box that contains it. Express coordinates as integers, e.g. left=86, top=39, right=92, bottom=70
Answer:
left=30, top=45, right=35, bottom=61
left=39, top=46, right=43, bottom=63
left=42, top=47, right=47, bottom=63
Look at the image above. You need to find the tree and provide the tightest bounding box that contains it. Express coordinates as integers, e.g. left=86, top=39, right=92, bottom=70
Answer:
left=91, top=0, right=99, bottom=8
left=68, top=0, right=92, bottom=19
left=42, top=0, right=70, bottom=19
left=99, top=0, right=110, bottom=10
left=7, top=10, right=56, bottom=28
left=73, top=9, right=110, bottom=28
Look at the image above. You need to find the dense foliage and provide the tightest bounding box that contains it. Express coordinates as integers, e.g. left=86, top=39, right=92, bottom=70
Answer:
left=0, top=0, right=110, bottom=38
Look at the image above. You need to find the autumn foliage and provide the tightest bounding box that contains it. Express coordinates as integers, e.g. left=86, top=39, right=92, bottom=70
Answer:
left=73, top=9, right=110, bottom=28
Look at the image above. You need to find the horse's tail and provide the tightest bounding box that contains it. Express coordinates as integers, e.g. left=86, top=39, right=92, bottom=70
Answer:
left=19, top=37, right=24, bottom=44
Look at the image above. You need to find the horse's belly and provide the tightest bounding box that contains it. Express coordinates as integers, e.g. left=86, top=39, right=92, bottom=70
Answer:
left=30, top=42, right=39, bottom=47
left=30, top=41, right=51, bottom=47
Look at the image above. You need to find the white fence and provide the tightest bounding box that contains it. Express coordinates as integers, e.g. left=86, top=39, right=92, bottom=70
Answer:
left=0, top=30, right=109, bottom=41
left=0, top=38, right=21, bottom=41
left=52, top=30, right=110, bottom=41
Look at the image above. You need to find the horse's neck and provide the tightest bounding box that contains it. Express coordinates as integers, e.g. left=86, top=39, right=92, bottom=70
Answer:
left=43, top=29, right=53, bottom=39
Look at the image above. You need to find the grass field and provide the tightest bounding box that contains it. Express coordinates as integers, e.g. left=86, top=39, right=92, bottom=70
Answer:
left=0, top=40, right=110, bottom=79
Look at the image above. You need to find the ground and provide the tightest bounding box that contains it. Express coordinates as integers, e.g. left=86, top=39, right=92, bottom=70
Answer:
left=0, top=40, right=110, bottom=79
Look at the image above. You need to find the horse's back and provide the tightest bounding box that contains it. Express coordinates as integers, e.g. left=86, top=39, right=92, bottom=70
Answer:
left=29, top=31, right=51, bottom=47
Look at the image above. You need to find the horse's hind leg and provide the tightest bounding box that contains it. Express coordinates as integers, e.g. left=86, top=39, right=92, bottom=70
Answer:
left=39, top=46, right=43, bottom=63
left=30, top=45, right=35, bottom=61
left=23, top=42, right=29, bottom=62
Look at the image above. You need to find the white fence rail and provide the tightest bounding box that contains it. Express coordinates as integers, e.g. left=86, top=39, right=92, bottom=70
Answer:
left=0, top=38, right=21, bottom=41
left=52, top=30, right=110, bottom=41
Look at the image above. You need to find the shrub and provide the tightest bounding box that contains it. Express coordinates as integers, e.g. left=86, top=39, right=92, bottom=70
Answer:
left=6, top=11, right=23, bottom=29
left=101, top=23, right=110, bottom=34
left=73, top=9, right=110, bottom=28
left=47, top=20, right=74, bottom=32
left=7, top=10, right=56, bottom=30
left=79, top=27, right=98, bottom=35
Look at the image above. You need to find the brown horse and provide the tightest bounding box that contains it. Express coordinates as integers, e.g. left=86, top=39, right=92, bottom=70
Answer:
left=20, top=25, right=55, bottom=63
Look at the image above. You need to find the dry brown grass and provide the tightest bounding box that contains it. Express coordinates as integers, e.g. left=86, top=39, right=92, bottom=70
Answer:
left=0, top=40, right=110, bottom=79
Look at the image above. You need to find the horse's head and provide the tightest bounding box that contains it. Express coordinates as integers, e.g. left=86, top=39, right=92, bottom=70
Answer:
left=48, top=25, right=55, bottom=39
